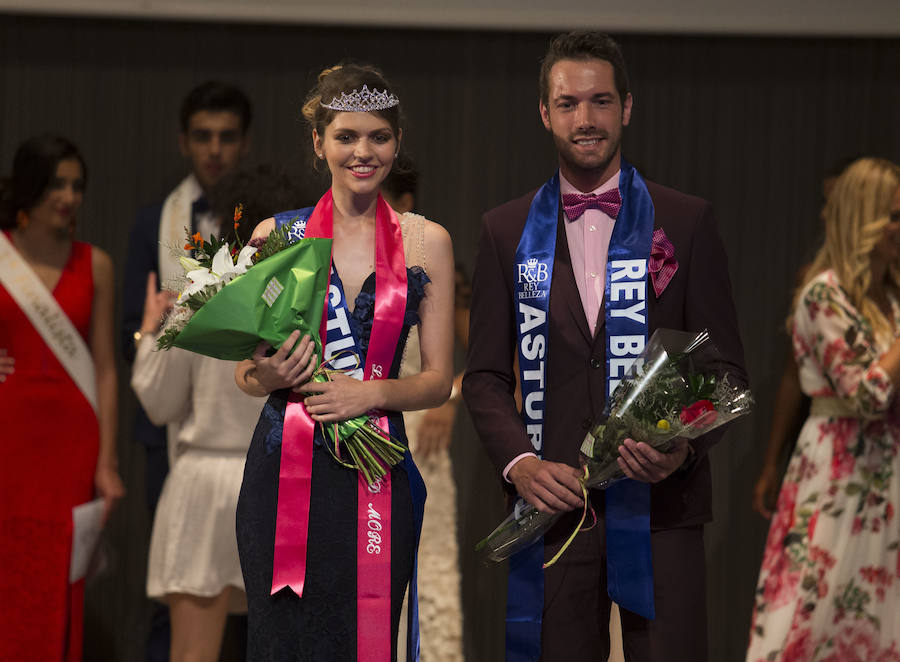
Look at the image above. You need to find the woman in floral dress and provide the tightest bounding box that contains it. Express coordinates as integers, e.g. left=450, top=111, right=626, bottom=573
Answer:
left=747, top=157, right=900, bottom=662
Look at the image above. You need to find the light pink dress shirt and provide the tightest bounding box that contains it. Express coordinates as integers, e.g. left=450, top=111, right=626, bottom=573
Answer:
left=561, top=170, right=620, bottom=337
left=503, top=170, right=621, bottom=482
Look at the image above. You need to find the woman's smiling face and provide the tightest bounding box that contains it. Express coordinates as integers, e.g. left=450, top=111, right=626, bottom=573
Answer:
left=314, top=111, right=399, bottom=199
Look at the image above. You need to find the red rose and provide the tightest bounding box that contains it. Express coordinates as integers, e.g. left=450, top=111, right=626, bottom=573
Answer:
left=679, top=399, right=717, bottom=426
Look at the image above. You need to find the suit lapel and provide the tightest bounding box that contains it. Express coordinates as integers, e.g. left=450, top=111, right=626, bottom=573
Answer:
left=593, top=305, right=606, bottom=346
left=552, top=207, right=592, bottom=345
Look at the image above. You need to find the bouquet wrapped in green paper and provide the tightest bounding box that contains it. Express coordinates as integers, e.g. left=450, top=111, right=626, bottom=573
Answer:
left=157, top=216, right=406, bottom=485
left=160, top=234, right=332, bottom=361
left=476, top=328, right=753, bottom=564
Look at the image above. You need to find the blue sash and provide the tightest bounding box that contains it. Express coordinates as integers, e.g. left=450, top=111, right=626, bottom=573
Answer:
left=603, top=162, right=655, bottom=620
left=274, top=209, right=426, bottom=660
left=508, top=173, right=558, bottom=662
left=507, top=161, right=655, bottom=660
left=276, top=209, right=365, bottom=379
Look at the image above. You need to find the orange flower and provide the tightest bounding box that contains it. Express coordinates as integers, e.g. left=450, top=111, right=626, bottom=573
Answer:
left=184, top=231, right=204, bottom=251
left=233, top=203, right=243, bottom=229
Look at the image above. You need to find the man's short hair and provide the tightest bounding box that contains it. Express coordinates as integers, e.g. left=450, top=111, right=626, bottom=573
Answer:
left=179, top=80, right=253, bottom=134
left=539, top=31, right=630, bottom=106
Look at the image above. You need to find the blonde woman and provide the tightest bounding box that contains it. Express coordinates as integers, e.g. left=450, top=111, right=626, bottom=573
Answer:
left=747, top=158, right=900, bottom=661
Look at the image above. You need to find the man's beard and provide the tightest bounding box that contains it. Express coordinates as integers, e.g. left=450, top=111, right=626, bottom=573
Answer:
left=554, top=129, right=621, bottom=181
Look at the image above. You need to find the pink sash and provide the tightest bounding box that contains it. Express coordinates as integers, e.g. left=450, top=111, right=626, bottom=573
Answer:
left=272, top=191, right=408, bottom=661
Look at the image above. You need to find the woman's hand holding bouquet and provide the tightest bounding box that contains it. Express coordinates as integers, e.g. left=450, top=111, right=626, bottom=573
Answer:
left=156, top=214, right=407, bottom=486
left=247, top=330, right=317, bottom=396
left=303, top=371, right=384, bottom=423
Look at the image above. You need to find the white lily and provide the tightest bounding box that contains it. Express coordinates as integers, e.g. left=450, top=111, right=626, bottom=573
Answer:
left=231, top=245, right=257, bottom=278
left=179, top=255, right=201, bottom=272
left=177, top=244, right=258, bottom=304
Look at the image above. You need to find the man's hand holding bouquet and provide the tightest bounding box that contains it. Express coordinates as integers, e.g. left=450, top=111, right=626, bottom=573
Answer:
left=478, top=328, right=753, bottom=565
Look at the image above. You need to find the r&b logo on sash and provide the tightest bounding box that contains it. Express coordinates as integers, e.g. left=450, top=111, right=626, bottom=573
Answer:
left=287, top=217, right=308, bottom=244
left=517, top=257, right=549, bottom=300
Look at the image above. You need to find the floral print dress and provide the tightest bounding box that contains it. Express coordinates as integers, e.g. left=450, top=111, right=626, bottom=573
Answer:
left=747, top=270, right=900, bottom=662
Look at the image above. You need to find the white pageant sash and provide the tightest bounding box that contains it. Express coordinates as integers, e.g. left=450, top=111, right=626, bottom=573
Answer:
left=158, top=173, right=202, bottom=287
left=156, top=174, right=203, bottom=454
left=0, top=232, right=98, bottom=412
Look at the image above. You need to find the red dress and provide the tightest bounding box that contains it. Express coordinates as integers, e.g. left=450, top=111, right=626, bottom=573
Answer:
left=0, top=238, right=99, bottom=662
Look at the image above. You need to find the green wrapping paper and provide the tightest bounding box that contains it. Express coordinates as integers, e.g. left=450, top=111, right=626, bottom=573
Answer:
left=170, top=237, right=332, bottom=360
left=161, top=233, right=406, bottom=484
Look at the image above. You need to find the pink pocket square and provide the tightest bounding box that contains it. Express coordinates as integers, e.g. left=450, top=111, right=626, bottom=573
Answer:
left=649, top=228, right=678, bottom=297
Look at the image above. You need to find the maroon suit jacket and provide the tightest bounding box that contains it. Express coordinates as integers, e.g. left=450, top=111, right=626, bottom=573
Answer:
left=463, top=178, right=747, bottom=529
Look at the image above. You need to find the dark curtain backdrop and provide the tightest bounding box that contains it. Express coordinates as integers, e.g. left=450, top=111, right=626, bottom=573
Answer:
left=1, top=12, right=898, bottom=661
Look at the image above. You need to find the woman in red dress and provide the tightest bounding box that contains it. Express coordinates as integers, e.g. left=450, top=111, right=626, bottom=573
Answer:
left=0, top=134, right=124, bottom=661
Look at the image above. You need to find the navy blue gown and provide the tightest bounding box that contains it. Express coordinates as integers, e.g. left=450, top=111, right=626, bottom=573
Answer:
left=236, top=268, right=428, bottom=661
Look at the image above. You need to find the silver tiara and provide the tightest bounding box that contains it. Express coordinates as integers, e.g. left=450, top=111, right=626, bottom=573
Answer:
left=321, top=85, right=400, bottom=112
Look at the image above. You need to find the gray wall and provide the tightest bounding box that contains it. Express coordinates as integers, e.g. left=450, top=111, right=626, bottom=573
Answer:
left=1, top=12, right=899, bottom=661
left=3, top=0, right=900, bottom=35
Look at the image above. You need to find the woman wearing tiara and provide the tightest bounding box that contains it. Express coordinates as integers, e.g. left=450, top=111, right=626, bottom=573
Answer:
left=234, top=63, right=455, bottom=660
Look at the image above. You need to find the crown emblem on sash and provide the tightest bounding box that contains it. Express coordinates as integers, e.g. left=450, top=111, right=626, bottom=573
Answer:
left=287, top=218, right=308, bottom=243
left=517, top=256, right=549, bottom=287
left=321, top=85, right=400, bottom=112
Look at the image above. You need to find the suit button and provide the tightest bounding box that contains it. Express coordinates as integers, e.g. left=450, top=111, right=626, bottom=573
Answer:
left=582, top=418, right=592, bottom=430
left=590, top=358, right=602, bottom=369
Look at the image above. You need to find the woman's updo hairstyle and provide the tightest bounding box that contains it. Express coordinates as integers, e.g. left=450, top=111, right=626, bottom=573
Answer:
left=301, top=62, right=402, bottom=139
left=0, top=133, right=86, bottom=229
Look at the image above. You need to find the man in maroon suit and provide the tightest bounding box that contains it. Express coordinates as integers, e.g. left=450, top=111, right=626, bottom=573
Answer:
left=463, top=31, right=746, bottom=661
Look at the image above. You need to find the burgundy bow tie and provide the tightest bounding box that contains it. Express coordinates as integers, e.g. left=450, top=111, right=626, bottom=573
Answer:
left=562, top=189, right=622, bottom=220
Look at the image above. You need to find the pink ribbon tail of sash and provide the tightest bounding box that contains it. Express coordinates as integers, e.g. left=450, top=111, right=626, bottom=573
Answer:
left=356, top=196, right=407, bottom=661
left=271, top=392, right=315, bottom=596
left=357, top=416, right=393, bottom=662
left=270, top=192, right=335, bottom=597
left=269, top=191, right=408, bottom=662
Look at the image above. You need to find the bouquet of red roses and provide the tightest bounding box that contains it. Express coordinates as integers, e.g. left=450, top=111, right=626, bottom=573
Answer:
left=477, top=328, right=753, bottom=563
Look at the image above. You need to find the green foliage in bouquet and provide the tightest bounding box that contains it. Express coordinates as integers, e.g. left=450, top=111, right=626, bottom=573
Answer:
left=249, top=223, right=293, bottom=264
left=582, top=349, right=724, bottom=485
left=317, top=408, right=407, bottom=487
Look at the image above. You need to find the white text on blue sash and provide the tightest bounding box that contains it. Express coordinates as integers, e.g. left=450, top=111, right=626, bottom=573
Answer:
left=607, top=259, right=648, bottom=396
